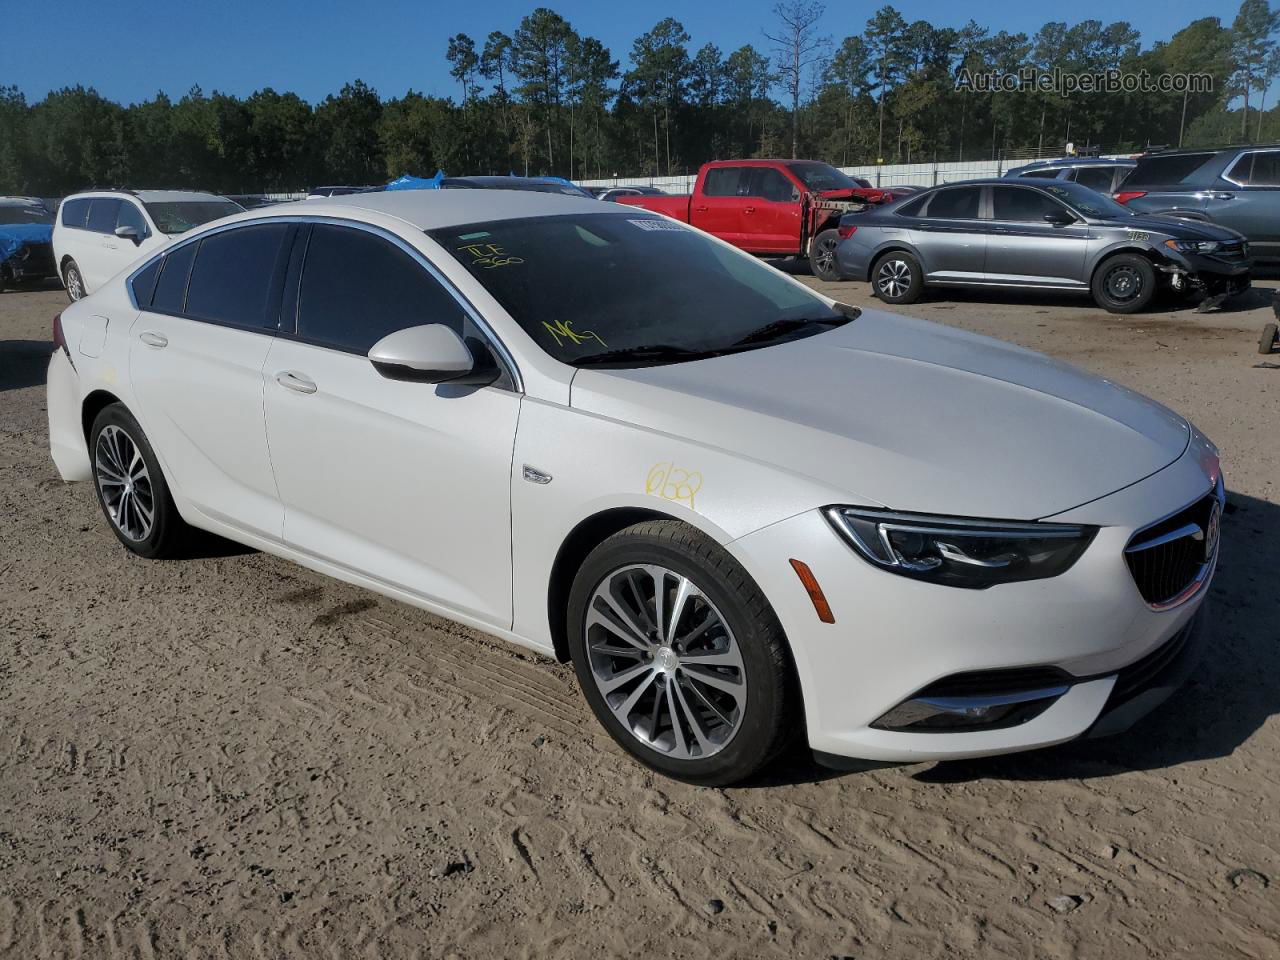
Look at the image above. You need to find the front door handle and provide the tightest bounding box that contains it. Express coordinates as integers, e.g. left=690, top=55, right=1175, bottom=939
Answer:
left=694, top=205, right=708, bottom=212
left=139, top=331, right=167, bottom=348
left=744, top=206, right=756, bottom=214
left=1210, top=192, right=1234, bottom=201
left=275, top=371, right=317, bottom=395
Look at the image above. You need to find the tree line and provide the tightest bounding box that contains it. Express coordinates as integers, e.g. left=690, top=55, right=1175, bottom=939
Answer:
left=2, top=0, right=1279, bottom=196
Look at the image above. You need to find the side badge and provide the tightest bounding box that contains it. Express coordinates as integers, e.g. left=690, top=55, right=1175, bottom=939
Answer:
left=522, top=465, right=553, bottom=485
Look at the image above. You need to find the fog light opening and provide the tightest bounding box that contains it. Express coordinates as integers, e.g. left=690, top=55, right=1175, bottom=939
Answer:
left=872, top=686, right=1069, bottom=732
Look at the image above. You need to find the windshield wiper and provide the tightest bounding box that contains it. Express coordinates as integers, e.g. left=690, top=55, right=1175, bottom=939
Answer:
left=573, top=344, right=727, bottom=367
left=731, top=311, right=853, bottom=348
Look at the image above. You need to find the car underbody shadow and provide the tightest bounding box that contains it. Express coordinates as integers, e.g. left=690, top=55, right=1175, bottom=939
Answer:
left=0, top=339, right=54, bottom=392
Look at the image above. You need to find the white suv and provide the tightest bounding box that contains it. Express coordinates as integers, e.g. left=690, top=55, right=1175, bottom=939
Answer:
left=53, top=190, right=243, bottom=301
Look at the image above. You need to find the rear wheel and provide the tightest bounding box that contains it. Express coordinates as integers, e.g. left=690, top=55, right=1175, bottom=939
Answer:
left=90, top=404, right=191, bottom=558
left=567, top=520, right=797, bottom=786
left=1092, top=253, right=1156, bottom=314
left=64, top=260, right=85, bottom=302
left=871, top=251, right=924, bottom=304
left=809, top=229, right=844, bottom=281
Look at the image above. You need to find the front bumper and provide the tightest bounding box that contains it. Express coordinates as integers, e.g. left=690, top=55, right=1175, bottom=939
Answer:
left=1, top=243, right=57, bottom=282
left=727, top=434, right=1218, bottom=763
left=1160, top=250, right=1250, bottom=296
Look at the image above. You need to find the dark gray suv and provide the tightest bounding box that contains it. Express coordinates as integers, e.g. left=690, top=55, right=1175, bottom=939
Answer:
left=1116, top=147, right=1280, bottom=262
left=1004, top=157, right=1136, bottom=194
left=833, top=178, right=1250, bottom=313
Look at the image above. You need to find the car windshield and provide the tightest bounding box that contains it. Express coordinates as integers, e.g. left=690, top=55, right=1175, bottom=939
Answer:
left=428, top=213, right=849, bottom=367
left=786, top=161, right=859, bottom=192
left=1037, top=181, right=1133, bottom=219
left=143, top=199, right=244, bottom=234
left=0, top=204, right=52, bottom=225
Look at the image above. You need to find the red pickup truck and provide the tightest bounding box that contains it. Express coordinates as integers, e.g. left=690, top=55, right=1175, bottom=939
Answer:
left=614, top=159, right=896, bottom=280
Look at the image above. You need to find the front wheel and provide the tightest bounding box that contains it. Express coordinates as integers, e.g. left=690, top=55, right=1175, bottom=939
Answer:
left=871, top=251, right=924, bottom=304
left=1092, top=253, right=1156, bottom=314
left=90, top=404, right=192, bottom=558
left=567, top=520, right=797, bottom=786
left=64, top=259, right=86, bottom=302
left=809, top=229, right=844, bottom=281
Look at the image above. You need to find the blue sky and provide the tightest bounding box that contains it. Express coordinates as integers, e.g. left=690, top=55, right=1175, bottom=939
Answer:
left=6, top=0, right=1227, bottom=106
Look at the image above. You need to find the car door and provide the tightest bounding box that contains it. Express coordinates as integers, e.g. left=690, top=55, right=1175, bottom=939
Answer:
left=262, top=222, right=521, bottom=629
left=129, top=222, right=294, bottom=540
left=694, top=166, right=753, bottom=246
left=743, top=167, right=804, bottom=254
left=985, top=185, right=1090, bottom=287
left=82, top=198, right=124, bottom=292
left=1217, top=149, right=1280, bottom=258
left=909, top=186, right=987, bottom=280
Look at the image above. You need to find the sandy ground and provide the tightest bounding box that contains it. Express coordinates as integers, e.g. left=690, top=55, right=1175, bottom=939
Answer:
left=1, top=277, right=1278, bottom=960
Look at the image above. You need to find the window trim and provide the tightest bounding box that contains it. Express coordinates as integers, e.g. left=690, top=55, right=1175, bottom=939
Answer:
left=1222, top=148, right=1280, bottom=188
left=124, top=215, right=523, bottom=393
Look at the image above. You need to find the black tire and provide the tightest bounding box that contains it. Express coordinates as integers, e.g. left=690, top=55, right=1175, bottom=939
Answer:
left=567, top=519, right=797, bottom=786
left=64, top=259, right=85, bottom=302
left=871, top=250, right=924, bottom=304
left=89, top=403, right=191, bottom=559
left=809, top=228, right=845, bottom=281
left=1092, top=253, right=1156, bottom=314
left=1261, top=322, right=1279, bottom=355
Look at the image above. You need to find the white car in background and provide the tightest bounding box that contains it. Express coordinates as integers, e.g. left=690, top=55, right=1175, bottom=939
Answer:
left=46, top=190, right=1221, bottom=785
left=52, top=190, right=243, bottom=301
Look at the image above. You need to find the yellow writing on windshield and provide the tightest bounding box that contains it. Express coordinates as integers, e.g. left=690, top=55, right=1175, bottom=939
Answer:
left=542, top=319, right=606, bottom=348
left=457, top=242, right=524, bottom=269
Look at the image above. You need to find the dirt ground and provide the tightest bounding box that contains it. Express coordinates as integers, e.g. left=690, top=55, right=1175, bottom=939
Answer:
left=1, top=277, right=1278, bottom=960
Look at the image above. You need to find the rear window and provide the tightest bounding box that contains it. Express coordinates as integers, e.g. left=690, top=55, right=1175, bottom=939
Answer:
left=60, top=198, right=90, bottom=228
left=130, top=259, right=162, bottom=307
left=1072, top=166, right=1120, bottom=191
left=0, top=204, right=52, bottom=225
left=1127, top=153, right=1215, bottom=187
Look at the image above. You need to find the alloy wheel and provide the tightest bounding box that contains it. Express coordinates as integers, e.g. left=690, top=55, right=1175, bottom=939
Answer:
left=95, top=425, right=155, bottom=542
left=814, top=237, right=838, bottom=275
left=66, top=266, right=84, bottom=301
left=585, top=564, right=746, bottom=759
left=877, top=258, right=912, bottom=298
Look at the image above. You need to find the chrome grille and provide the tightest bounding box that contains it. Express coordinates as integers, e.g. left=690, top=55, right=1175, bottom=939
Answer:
left=1124, top=487, right=1221, bottom=608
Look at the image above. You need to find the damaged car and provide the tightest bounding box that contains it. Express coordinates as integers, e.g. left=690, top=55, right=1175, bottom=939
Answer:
left=0, top=197, right=57, bottom=293
left=833, top=178, right=1250, bottom=313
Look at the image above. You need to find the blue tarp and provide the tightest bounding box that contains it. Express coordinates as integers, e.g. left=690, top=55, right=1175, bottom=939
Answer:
left=0, top=223, right=52, bottom=263
left=385, top=170, right=445, bottom=191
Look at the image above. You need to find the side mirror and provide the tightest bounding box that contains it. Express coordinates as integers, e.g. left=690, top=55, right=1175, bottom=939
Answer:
left=368, top=323, right=496, bottom=385
left=115, top=225, right=142, bottom=244
left=1043, top=208, right=1075, bottom=226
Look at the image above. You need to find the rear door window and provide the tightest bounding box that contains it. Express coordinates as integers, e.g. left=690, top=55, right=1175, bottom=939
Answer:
left=703, top=167, right=749, bottom=197
left=296, top=224, right=464, bottom=354
left=1127, top=152, right=1216, bottom=186
left=924, top=187, right=981, bottom=219
left=86, top=199, right=122, bottom=234
left=184, top=224, right=293, bottom=331
left=150, top=242, right=198, bottom=314
left=1071, top=166, right=1117, bottom=192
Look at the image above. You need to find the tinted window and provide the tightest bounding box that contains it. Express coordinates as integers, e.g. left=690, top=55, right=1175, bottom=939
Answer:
left=751, top=168, right=797, bottom=202
left=1021, top=168, right=1063, bottom=179
left=895, top=195, right=929, bottom=217
left=185, top=224, right=291, bottom=330
left=786, top=161, right=858, bottom=192
left=150, top=242, right=198, bottom=314
left=428, top=214, right=845, bottom=366
left=1072, top=166, right=1118, bottom=191
left=703, top=167, right=748, bottom=197
left=925, top=188, right=981, bottom=219
left=1226, top=151, right=1280, bottom=186
left=130, top=259, right=162, bottom=308
left=992, top=187, right=1071, bottom=222
left=61, top=198, right=90, bottom=228
left=297, top=225, right=464, bottom=353
left=0, top=204, right=52, bottom=225
left=117, top=201, right=148, bottom=235
left=86, top=199, right=122, bottom=234
left=1127, top=152, right=1215, bottom=186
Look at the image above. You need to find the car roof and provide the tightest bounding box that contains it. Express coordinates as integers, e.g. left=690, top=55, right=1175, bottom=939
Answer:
left=1010, top=157, right=1135, bottom=170
left=63, top=189, right=231, bottom=202
left=280, top=188, right=611, bottom=229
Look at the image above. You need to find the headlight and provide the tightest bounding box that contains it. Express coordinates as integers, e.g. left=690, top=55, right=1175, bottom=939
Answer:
left=824, top=507, right=1096, bottom=589
left=1164, top=238, right=1221, bottom=255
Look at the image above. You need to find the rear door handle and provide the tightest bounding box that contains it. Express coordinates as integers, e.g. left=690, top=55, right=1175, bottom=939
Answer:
left=139, top=331, right=167, bottom=348
left=1210, top=192, right=1234, bottom=201
left=744, top=206, right=756, bottom=214
left=694, top=205, right=708, bottom=212
left=275, top=371, right=317, bottom=394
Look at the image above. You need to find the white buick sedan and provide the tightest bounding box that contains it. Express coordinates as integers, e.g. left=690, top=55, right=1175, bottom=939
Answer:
left=47, top=190, right=1222, bottom=785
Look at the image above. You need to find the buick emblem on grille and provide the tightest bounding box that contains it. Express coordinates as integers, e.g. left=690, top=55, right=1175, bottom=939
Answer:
left=1204, top=499, right=1222, bottom=562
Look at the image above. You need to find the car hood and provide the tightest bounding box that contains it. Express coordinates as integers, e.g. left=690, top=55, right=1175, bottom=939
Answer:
left=1109, top=214, right=1243, bottom=241
left=569, top=310, right=1190, bottom=520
